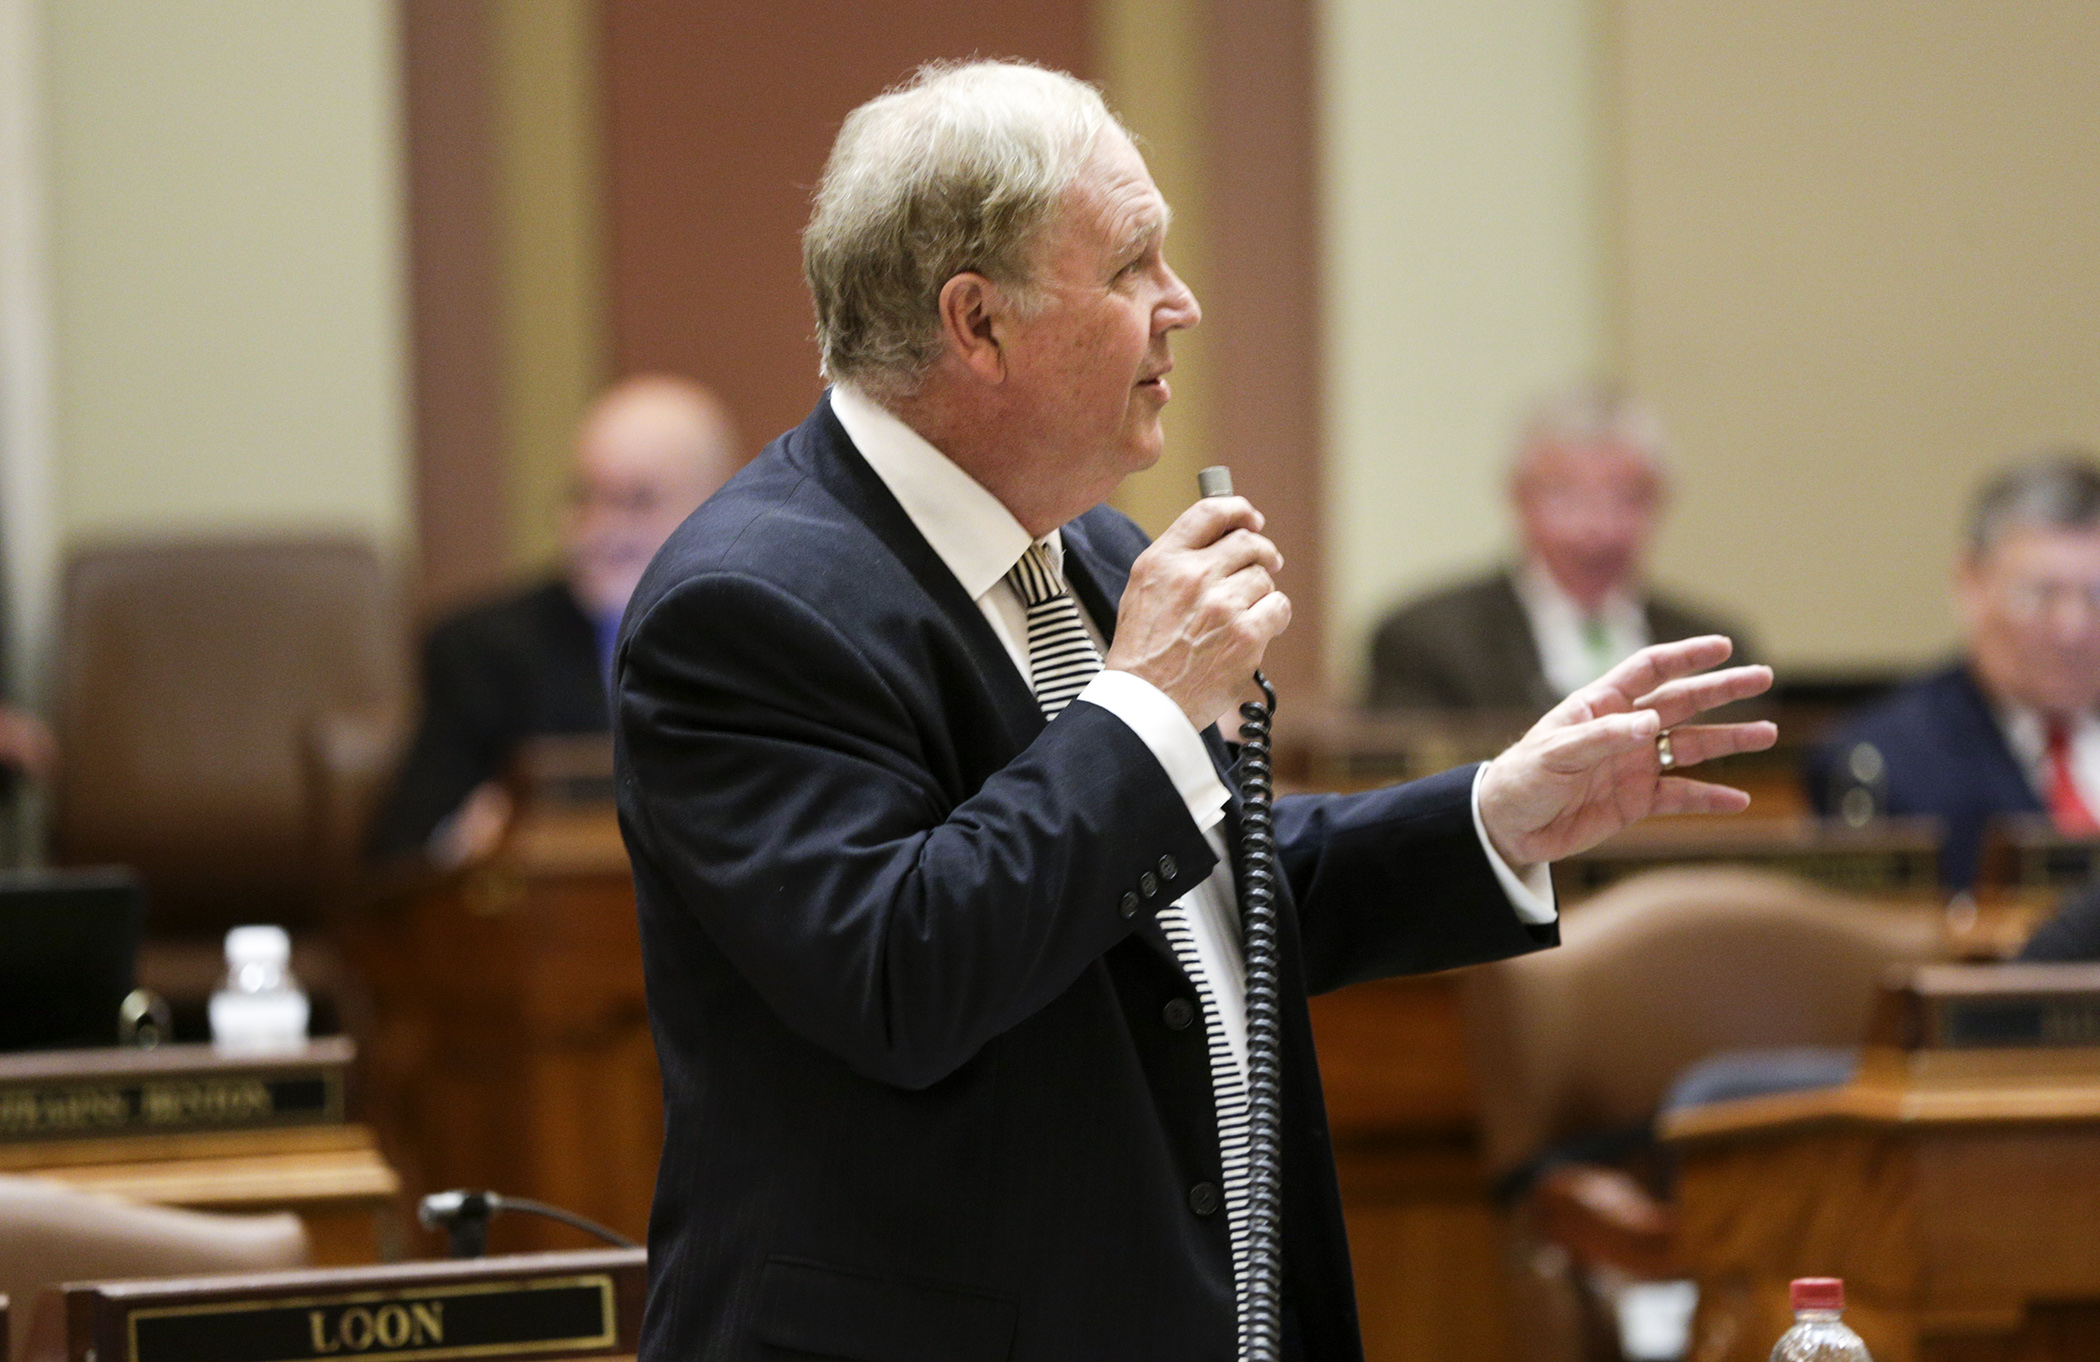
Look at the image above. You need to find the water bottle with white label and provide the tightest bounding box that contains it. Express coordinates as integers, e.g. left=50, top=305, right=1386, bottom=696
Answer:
left=208, top=925, right=310, bottom=1052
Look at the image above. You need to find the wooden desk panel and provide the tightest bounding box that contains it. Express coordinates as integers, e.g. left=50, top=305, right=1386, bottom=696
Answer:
left=0, top=1125, right=399, bottom=1265
left=1667, top=1052, right=2100, bottom=1362
left=350, top=814, right=658, bottom=1257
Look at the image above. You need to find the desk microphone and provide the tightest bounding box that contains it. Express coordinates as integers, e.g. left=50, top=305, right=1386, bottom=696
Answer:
left=1198, top=467, right=1283, bottom=1362
left=418, top=1189, right=640, bottom=1259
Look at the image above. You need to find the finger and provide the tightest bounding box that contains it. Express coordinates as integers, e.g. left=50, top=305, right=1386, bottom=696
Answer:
left=1532, top=707, right=1664, bottom=771
left=1633, top=664, right=1775, bottom=727
left=1654, top=720, right=1779, bottom=767
left=1239, top=587, right=1292, bottom=645
left=1210, top=562, right=1277, bottom=614
left=1650, top=776, right=1754, bottom=816
left=1581, top=635, right=1737, bottom=707
left=1196, top=527, right=1284, bottom=579
left=1158, top=495, right=1264, bottom=550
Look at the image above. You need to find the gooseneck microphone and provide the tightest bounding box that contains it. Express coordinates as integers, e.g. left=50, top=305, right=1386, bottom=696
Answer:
left=1198, top=467, right=1284, bottom=1362
left=417, top=1189, right=640, bottom=1259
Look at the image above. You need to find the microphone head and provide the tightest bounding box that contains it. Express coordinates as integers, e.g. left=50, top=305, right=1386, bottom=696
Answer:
left=417, top=1189, right=493, bottom=1229
left=1196, top=466, right=1234, bottom=499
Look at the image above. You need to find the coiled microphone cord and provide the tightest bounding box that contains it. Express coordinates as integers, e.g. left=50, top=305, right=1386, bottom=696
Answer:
left=1196, top=464, right=1284, bottom=1362
left=1235, top=669, right=1283, bottom=1362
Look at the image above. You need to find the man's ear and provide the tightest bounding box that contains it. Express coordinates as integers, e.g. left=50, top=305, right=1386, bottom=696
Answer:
left=937, top=273, right=1009, bottom=384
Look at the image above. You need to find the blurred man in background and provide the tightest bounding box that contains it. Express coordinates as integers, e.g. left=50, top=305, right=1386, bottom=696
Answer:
left=1367, top=385, right=1753, bottom=712
left=368, top=374, right=739, bottom=865
left=1808, top=451, right=2100, bottom=889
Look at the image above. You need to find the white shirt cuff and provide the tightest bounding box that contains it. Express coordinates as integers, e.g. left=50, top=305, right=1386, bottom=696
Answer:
left=1075, top=670, right=1231, bottom=834
left=1471, top=764, right=1557, bottom=925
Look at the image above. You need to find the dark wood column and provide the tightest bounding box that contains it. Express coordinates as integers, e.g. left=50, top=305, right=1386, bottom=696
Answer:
left=399, top=0, right=509, bottom=615
left=598, top=1, right=1092, bottom=455
left=1206, top=0, right=1327, bottom=701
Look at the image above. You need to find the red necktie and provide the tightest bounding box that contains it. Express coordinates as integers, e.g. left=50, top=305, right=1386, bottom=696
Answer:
left=2047, top=720, right=2100, bottom=836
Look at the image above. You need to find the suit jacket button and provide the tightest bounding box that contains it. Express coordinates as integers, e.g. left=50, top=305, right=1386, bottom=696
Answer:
left=1139, top=871, right=1160, bottom=899
left=1162, top=998, right=1196, bottom=1031
left=1118, top=891, right=1140, bottom=919
left=1158, top=855, right=1178, bottom=882
left=1188, top=1182, right=1221, bottom=1216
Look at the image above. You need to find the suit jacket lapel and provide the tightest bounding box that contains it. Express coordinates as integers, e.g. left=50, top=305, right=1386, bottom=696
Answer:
left=797, top=395, right=1046, bottom=758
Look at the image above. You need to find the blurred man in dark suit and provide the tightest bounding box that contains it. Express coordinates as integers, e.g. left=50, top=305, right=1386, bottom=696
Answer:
left=1807, top=451, right=2100, bottom=889
left=368, top=375, right=737, bottom=865
left=1367, top=387, right=1753, bottom=713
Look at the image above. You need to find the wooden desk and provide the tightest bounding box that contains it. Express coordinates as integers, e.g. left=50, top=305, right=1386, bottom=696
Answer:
left=349, top=806, right=658, bottom=1257
left=1664, top=1046, right=2100, bottom=1361
left=0, top=1042, right=398, bottom=1264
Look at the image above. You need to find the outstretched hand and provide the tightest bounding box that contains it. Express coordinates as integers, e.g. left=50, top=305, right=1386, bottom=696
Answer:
left=1476, top=636, right=1776, bottom=869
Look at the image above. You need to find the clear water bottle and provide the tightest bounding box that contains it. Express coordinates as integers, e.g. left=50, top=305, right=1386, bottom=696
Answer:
left=208, top=925, right=310, bottom=1052
left=1772, top=1278, right=1871, bottom=1361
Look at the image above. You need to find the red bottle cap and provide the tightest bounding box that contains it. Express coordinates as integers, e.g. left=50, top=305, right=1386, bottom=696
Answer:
left=1790, top=1278, right=1844, bottom=1311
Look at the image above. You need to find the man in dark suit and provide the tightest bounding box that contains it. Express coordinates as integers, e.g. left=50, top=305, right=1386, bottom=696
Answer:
left=1807, top=451, right=2100, bottom=889
left=615, top=62, right=1772, bottom=1361
left=1367, top=388, right=1752, bottom=713
left=368, top=375, right=737, bottom=863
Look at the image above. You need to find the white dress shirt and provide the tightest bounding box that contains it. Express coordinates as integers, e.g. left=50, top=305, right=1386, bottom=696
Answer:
left=831, top=383, right=1553, bottom=1079
left=1996, top=703, right=2100, bottom=815
left=1512, top=559, right=1650, bottom=698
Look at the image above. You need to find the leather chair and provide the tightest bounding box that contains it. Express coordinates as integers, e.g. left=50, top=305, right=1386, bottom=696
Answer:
left=1459, top=868, right=1943, bottom=1362
left=0, top=1176, right=306, bottom=1362
left=50, top=538, right=407, bottom=1024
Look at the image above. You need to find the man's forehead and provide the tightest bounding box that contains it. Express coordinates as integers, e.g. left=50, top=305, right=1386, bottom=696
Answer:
left=1980, top=523, right=2100, bottom=571
left=1519, top=438, right=1660, bottom=485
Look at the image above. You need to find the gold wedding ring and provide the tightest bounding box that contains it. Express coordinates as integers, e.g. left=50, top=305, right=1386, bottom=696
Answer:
left=1656, top=730, right=1676, bottom=770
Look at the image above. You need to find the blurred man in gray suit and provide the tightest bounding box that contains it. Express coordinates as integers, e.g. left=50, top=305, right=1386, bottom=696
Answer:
left=1367, top=386, right=1753, bottom=712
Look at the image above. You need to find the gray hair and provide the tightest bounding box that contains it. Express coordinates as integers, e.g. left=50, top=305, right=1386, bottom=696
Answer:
left=802, top=61, right=1124, bottom=399
left=1514, top=383, right=1668, bottom=473
left=1968, top=449, right=2100, bottom=555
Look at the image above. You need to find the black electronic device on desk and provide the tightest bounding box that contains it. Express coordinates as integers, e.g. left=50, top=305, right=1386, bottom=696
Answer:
left=0, top=868, right=143, bottom=1051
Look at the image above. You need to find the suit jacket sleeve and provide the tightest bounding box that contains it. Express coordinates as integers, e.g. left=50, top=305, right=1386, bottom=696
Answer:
left=367, top=618, right=513, bottom=858
left=616, top=570, right=1220, bottom=1091
left=1277, top=764, right=1557, bottom=995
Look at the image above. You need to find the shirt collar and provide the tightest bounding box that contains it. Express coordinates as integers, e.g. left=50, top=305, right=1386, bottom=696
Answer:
left=830, top=382, right=1053, bottom=600
left=1513, top=557, right=1642, bottom=631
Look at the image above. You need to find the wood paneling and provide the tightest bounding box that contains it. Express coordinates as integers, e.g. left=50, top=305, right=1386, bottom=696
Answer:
left=1205, top=0, right=1327, bottom=701
left=399, top=0, right=508, bottom=614
left=598, top=0, right=1092, bottom=457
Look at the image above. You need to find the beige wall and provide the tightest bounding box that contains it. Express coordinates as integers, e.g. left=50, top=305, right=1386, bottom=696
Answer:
left=1317, top=0, right=1611, bottom=696
left=1621, top=0, right=2100, bottom=670
left=1098, top=0, right=1217, bottom=537
left=39, top=0, right=408, bottom=576
left=489, top=0, right=605, bottom=577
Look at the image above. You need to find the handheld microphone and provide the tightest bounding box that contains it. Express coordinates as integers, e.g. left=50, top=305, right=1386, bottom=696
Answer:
left=1198, top=467, right=1283, bottom=1362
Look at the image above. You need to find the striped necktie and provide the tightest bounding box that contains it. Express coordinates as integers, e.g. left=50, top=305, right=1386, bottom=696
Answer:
left=1004, top=542, right=1103, bottom=717
left=1004, top=540, right=1257, bottom=1340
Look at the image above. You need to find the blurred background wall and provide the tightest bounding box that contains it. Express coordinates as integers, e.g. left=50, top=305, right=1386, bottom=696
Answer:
left=22, top=0, right=409, bottom=693
left=2, top=0, right=2097, bottom=705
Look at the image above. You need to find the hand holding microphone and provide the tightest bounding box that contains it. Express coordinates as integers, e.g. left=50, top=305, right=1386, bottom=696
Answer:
left=1105, top=475, right=1291, bottom=730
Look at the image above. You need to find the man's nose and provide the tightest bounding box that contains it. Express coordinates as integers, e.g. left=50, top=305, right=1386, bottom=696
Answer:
left=1160, top=266, right=1201, bottom=331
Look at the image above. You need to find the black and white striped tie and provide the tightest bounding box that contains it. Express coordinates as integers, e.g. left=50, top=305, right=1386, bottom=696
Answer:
left=1004, top=542, right=1104, bottom=717
left=1004, top=540, right=1256, bottom=1340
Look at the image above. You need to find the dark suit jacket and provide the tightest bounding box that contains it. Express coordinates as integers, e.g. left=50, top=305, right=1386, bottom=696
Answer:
left=613, top=396, right=1555, bottom=1362
left=367, top=579, right=608, bottom=858
left=1802, top=662, right=2040, bottom=890
left=1366, top=568, right=1750, bottom=713
left=2019, top=877, right=2100, bottom=961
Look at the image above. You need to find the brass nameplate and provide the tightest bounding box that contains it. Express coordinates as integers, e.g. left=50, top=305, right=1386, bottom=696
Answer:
left=0, top=1068, right=342, bottom=1142
left=125, top=1273, right=616, bottom=1362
